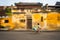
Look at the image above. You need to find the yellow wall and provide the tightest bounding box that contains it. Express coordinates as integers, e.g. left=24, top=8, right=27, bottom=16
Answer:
left=46, top=12, right=60, bottom=30
left=12, top=10, right=20, bottom=12
left=32, top=12, right=60, bottom=30
left=12, top=14, right=26, bottom=30
left=57, top=13, right=60, bottom=30
left=1, top=12, right=60, bottom=30
left=1, top=17, right=14, bottom=30
left=32, top=13, right=44, bottom=29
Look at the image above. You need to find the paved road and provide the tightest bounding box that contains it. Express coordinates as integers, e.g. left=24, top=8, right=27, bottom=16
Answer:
left=0, top=31, right=60, bottom=40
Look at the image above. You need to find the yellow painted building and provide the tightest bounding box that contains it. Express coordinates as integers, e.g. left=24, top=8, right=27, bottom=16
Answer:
left=12, top=13, right=26, bottom=30
left=10, top=7, right=60, bottom=31
left=0, top=2, right=60, bottom=31
left=0, top=16, right=14, bottom=30
left=1, top=10, right=60, bottom=31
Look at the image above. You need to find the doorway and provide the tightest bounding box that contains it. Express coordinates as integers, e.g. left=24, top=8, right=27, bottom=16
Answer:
left=27, top=19, right=32, bottom=29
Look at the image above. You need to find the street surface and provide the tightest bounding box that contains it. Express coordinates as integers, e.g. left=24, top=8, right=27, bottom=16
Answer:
left=0, top=31, right=60, bottom=40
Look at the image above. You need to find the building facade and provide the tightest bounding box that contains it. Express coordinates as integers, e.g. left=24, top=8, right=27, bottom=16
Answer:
left=0, top=2, right=60, bottom=31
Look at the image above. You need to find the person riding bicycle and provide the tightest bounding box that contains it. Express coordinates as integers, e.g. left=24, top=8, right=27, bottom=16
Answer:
left=33, top=23, right=41, bottom=33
